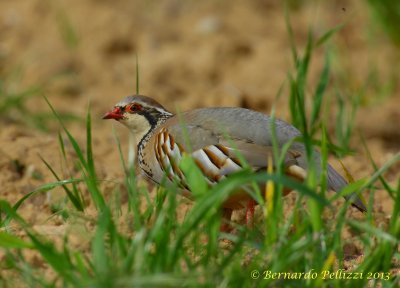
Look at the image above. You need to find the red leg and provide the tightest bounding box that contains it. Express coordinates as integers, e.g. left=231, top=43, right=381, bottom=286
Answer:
left=245, top=199, right=256, bottom=227
left=220, top=208, right=233, bottom=232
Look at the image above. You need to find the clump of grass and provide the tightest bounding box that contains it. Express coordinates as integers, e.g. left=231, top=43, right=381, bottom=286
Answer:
left=286, top=12, right=354, bottom=156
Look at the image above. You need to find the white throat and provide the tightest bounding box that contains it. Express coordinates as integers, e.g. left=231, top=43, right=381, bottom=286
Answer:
left=121, top=114, right=152, bottom=145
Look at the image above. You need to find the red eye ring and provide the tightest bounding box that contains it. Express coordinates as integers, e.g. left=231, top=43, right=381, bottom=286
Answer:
left=126, top=103, right=142, bottom=113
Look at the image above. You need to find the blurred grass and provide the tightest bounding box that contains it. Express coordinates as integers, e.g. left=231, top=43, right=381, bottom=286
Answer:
left=0, top=2, right=80, bottom=131
left=55, top=8, right=79, bottom=49
left=0, top=73, right=79, bottom=131
left=367, top=0, right=400, bottom=47
left=0, top=6, right=399, bottom=288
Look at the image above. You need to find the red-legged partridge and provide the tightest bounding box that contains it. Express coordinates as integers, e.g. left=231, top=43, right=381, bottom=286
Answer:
left=103, top=95, right=366, bottom=228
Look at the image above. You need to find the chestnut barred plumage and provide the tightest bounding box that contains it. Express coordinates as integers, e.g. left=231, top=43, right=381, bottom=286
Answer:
left=103, top=94, right=367, bottom=230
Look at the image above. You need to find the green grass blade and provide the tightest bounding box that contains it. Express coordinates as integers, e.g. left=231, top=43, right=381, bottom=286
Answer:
left=44, top=96, right=88, bottom=170
left=45, top=96, right=105, bottom=209
left=0, top=232, right=33, bottom=249
left=12, top=179, right=82, bottom=212
left=0, top=200, right=28, bottom=227
left=361, top=134, right=396, bottom=198
left=27, top=231, right=77, bottom=284
left=331, top=152, right=400, bottom=202
left=91, top=208, right=111, bottom=279
left=86, top=104, right=95, bottom=178
left=311, top=52, right=330, bottom=129
left=315, top=24, right=343, bottom=47
left=179, top=154, right=208, bottom=197
left=39, top=155, right=84, bottom=211
left=284, top=4, right=298, bottom=66
left=347, top=220, right=399, bottom=245
left=136, top=54, right=140, bottom=94
left=85, top=104, right=105, bottom=209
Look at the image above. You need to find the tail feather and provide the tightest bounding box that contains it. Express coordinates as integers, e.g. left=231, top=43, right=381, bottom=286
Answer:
left=327, top=164, right=367, bottom=213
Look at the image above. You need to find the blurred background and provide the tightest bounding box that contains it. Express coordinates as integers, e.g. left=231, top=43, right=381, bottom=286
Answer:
left=0, top=0, right=399, bottom=220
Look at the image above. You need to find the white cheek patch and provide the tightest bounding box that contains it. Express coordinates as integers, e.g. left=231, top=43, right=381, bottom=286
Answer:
left=123, top=114, right=152, bottom=140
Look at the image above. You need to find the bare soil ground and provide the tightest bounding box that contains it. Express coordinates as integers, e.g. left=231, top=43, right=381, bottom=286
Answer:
left=1, top=0, right=399, bottom=280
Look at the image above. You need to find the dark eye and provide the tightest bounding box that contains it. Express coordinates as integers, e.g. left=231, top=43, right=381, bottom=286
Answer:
left=126, top=103, right=142, bottom=113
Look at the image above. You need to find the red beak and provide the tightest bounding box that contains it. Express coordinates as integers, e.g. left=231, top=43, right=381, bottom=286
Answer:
left=102, top=107, right=123, bottom=120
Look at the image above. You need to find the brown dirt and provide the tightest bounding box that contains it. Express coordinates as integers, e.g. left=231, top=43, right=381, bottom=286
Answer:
left=1, top=0, right=399, bottom=282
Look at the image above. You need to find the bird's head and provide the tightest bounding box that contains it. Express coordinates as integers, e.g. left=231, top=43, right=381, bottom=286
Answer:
left=103, top=95, right=173, bottom=140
